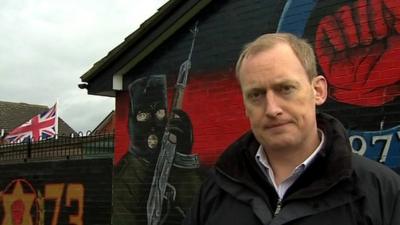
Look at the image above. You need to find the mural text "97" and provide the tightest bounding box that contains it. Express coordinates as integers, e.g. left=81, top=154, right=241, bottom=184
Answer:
left=350, top=129, right=400, bottom=167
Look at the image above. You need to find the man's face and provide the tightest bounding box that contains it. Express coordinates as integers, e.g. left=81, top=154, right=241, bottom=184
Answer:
left=238, top=43, right=327, bottom=152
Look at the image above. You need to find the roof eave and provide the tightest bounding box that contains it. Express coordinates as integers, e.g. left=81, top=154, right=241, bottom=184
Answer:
left=112, top=0, right=213, bottom=89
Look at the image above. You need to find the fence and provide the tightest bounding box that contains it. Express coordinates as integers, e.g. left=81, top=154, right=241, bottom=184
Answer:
left=0, top=133, right=114, bottom=164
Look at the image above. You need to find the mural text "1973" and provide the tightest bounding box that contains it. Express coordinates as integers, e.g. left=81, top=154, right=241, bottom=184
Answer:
left=0, top=179, right=84, bottom=225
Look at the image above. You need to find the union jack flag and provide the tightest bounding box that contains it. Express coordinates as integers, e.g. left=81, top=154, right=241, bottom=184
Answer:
left=4, top=103, right=58, bottom=143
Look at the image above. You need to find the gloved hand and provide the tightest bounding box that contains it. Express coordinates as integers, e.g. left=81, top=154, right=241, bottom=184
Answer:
left=166, top=109, right=193, bottom=155
left=315, top=0, right=400, bottom=106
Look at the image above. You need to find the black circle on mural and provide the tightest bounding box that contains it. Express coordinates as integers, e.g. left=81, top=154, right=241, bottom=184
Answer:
left=301, top=0, right=400, bottom=130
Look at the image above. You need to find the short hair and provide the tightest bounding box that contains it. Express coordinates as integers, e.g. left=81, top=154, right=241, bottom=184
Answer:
left=235, top=33, right=317, bottom=81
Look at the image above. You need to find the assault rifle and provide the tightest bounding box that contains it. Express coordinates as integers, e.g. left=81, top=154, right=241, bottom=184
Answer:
left=146, top=21, right=200, bottom=225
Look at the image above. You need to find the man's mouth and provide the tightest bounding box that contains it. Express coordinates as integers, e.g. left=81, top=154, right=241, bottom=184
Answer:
left=264, top=121, right=290, bottom=129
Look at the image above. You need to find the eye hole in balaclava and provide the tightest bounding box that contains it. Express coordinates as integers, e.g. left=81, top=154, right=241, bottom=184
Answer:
left=128, top=75, right=168, bottom=161
left=136, top=111, right=151, bottom=122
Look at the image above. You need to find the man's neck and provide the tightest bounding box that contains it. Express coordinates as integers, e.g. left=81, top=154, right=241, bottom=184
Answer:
left=263, top=131, right=322, bottom=185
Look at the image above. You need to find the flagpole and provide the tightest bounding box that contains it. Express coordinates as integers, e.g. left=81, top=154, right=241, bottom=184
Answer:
left=55, top=99, right=59, bottom=138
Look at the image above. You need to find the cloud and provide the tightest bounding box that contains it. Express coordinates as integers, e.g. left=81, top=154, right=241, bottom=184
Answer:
left=0, top=0, right=168, bottom=132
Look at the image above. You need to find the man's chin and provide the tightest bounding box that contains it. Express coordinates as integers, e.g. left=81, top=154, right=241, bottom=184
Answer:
left=259, top=136, right=298, bottom=151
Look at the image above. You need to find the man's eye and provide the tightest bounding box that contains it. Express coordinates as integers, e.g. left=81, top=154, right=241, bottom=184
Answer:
left=280, top=85, right=295, bottom=94
left=247, top=91, right=264, bottom=102
left=136, top=112, right=150, bottom=121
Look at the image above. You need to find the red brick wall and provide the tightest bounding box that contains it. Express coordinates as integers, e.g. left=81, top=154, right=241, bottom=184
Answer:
left=181, top=72, right=249, bottom=166
left=102, top=115, right=115, bottom=133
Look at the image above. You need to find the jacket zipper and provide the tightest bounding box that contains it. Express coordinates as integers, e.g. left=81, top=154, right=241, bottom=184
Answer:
left=274, top=199, right=282, bottom=216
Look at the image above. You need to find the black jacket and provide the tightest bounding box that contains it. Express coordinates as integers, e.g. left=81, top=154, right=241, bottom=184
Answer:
left=184, top=113, right=400, bottom=225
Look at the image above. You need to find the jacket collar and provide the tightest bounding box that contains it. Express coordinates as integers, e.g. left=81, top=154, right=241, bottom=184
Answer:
left=215, top=113, right=354, bottom=199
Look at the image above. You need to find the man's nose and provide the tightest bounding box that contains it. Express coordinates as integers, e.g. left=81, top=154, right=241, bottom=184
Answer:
left=264, top=92, right=283, bottom=117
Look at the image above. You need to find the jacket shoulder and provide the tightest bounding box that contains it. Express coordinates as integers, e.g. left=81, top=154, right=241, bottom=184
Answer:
left=183, top=168, right=226, bottom=225
left=352, top=154, right=400, bottom=224
left=352, top=153, right=400, bottom=189
left=198, top=169, right=225, bottom=202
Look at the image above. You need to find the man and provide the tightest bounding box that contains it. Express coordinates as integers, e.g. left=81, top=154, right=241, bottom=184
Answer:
left=183, top=33, right=400, bottom=225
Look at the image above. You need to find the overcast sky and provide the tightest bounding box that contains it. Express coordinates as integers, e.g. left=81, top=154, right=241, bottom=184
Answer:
left=0, top=0, right=168, bottom=132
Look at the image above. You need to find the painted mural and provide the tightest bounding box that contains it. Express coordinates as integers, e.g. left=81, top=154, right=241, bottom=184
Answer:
left=113, top=0, right=400, bottom=224
left=315, top=0, right=400, bottom=107
left=0, top=159, right=112, bottom=225
left=279, top=0, right=400, bottom=167
left=349, top=125, right=400, bottom=168
left=304, top=0, right=400, bottom=169
left=113, top=23, right=205, bottom=225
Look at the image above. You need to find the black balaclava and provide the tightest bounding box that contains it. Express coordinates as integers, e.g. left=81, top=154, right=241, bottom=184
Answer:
left=128, top=75, right=168, bottom=162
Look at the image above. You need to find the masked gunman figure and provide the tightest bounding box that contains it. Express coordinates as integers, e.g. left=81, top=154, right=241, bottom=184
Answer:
left=113, top=75, right=202, bottom=225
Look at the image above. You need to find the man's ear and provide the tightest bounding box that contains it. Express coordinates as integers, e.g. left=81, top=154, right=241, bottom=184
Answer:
left=312, top=75, right=328, bottom=106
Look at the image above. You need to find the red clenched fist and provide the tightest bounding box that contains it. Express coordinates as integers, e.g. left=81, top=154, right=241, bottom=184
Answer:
left=315, top=0, right=400, bottom=106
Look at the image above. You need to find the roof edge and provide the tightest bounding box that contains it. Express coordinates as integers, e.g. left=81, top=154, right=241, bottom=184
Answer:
left=115, top=0, right=212, bottom=82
